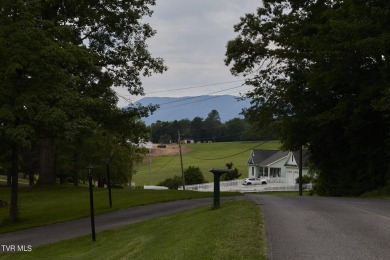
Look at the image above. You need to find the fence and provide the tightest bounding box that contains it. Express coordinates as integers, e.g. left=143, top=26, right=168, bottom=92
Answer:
left=182, top=180, right=312, bottom=192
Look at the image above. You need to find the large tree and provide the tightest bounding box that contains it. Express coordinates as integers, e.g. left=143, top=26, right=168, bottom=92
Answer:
left=204, top=109, right=222, bottom=142
left=225, top=0, right=390, bottom=195
left=0, top=0, right=165, bottom=220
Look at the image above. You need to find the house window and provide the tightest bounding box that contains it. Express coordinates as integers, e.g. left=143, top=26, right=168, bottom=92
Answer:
left=270, top=168, right=281, bottom=178
left=251, top=167, right=255, bottom=177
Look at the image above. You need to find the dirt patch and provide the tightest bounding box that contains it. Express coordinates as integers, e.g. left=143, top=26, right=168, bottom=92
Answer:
left=149, top=144, right=191, bottom=157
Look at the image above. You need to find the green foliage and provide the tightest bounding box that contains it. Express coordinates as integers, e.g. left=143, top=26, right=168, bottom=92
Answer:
left=221, top=162, right=242, bottom=181
left=362, top=186, right=390, bottom=198
left=295, top=175, right=312, bottom=185
left=150, top=111, right=261, bottom=143
left=226, top=0, right=390, bottom=196
left=158, top=175, right=182, bottom=190
left=0, top=0, right=165, bottom=188
left=184, top=166, right=206, bottom=185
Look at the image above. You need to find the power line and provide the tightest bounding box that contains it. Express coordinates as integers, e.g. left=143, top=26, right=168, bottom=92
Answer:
left=145, top=80, right=245, bottom=94
left=187, top=140, right=270, bottom=161
left=150, top=151, right=179, bottom=174
left=157, top=87, right=244, bottom=111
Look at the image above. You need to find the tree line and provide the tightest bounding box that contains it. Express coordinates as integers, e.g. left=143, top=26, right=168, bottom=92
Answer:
left=225, top=0, right=390, bottom=196
left=0, top=0, right=165, bottom=221
left=150, top=109, right=262, bottom=143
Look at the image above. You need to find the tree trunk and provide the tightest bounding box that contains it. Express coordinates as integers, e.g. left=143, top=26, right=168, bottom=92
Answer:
left=6, top=167, right=11, bottom=187
left=10, top=144, right=19, bottom=221
left=37, top=137, right=56, bottom=185
left=23, top=150, right=34, bottom=187
left=73, top=151, right=79, bottom=186
left=97, top=176, right=105, bottom=188
left=29, top=173, right=34, bottom=187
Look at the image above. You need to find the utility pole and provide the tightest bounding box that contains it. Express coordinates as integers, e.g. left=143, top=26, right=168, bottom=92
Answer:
left=148, top=149, right=151, bottom=185
left=299, top=146, right=303, bottom=196
left=105, top=158, right=112, bottom=208
left=178, top=130, right=185, bottom=190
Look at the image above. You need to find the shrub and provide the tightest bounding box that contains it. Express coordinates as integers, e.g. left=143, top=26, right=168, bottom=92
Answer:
left=295, top=174, right=312, bottom=185
left=184, top=166, right=206, bottom=185
left=158, top=175, right=182, bottom=190
left=221, top=162, right=241, bottom=181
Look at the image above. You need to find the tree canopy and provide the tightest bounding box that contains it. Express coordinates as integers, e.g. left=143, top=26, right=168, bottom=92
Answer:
left=225, top=0, right=390, bottom=196
left=149, top=111, right=260, bottom=144
left=0, top=0, right=166, bottom=220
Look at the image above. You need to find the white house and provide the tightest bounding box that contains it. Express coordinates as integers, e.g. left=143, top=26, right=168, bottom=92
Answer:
left=247, top=149, right=309, bottom=185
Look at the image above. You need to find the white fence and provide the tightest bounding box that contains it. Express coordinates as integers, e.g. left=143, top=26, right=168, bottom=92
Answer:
left=181, top=180, right=312, bottom=193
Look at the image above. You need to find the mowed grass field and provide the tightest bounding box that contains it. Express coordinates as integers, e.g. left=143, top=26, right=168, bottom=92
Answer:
left=133, top=141, right=281, bottom=186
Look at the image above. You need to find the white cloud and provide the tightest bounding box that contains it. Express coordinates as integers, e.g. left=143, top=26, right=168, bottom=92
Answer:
left=116, top=0, right=262, bottom=107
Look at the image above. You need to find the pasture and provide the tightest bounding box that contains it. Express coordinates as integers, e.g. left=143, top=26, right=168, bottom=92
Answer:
left=133, top=141, right=281, bottom=186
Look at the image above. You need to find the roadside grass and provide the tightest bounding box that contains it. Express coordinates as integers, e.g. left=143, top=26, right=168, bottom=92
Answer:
left=134, top=141, right=281, bottom=186
left=0, top=185, right=240, bottom=234
left=257, top=191, right=312, bottom=196
left=0, top=201, right=266, bottom=260
left=361, top=186, right=390, bottom=199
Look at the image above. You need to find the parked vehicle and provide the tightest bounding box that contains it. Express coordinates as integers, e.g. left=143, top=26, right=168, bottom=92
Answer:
left=242, top=178, right=268, bottom=185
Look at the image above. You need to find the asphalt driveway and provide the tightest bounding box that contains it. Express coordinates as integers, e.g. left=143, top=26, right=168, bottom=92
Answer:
left=2, top=194, right=389, bottom=259
left=247, top=195, right=390, bottom=260
left=0, top=196, right=245, bottom=251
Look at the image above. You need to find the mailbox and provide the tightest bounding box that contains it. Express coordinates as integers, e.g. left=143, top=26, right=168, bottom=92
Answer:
left=209, top=168, right=230, bottom=209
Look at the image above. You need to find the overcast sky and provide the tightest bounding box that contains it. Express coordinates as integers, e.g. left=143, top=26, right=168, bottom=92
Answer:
left=114, top=0, right=262, bottom=107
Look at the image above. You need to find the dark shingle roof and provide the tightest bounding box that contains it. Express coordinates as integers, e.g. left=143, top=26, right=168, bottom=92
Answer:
left=248, top=149, right=279, bottom=165
left=248, top=149, right=310, bottom=168
left=261, top=151, right=289, bottom=166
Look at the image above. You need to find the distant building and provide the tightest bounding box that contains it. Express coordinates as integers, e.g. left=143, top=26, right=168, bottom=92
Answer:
left=181, top=139, right=195, bottom=144
left=247, top=149, right=309, bottom=185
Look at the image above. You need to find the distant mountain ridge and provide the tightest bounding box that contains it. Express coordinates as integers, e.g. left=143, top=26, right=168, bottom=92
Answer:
left=135, top=95, right=251, bottom=125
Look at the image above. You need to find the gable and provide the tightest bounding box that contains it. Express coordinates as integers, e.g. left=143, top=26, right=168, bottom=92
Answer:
left=285, top=152, right=297, bottom=167
left=247, top=151, right=255, bottom=165
left=284, top=149, right=309, bottom=168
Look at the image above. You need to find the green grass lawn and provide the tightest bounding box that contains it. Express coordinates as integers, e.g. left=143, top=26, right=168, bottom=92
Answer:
left=0, top=185, right=240, bottom=234
left=0, top=201, right=267, bottom=260
left=134, top=141, right=281, bottom=186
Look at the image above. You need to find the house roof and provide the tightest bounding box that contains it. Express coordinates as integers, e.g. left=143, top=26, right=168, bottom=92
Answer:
left=248, top=149, right=280, bottom=165
left=261, top=151, right=289, bottom=166
left=285, top=149, right=310, bottom=167
left=248, top=149, right=310, bottom=168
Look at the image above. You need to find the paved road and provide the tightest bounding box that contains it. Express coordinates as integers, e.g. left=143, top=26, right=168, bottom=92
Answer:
left=247, top=195, right=390, bottom=260
left=0, top=196, right=245, bottom=251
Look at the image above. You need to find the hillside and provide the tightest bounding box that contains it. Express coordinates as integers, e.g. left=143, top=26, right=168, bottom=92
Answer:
left=133, top=141, right=281, bottom=186
left=135, top=95, right=251, bottom=125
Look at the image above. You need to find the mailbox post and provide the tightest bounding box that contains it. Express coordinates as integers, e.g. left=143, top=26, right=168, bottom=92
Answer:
left=209, top=168, right=230, bottom=209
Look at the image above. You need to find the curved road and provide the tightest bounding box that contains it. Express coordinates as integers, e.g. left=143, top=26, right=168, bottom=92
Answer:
left=1, top=194, right=389, bottom=259
left=0, top=197, right=244, bottom=251
left=247, top=195, right=390, bottom=260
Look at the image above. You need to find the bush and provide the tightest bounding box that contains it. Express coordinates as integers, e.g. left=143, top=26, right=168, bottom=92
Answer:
left=221, top=162, right=241, bottom=181
left=158, top=175, right=182, bottom=190
left=184, top=166, right=206, bottom=185
left=295, top=174, right=312, bottom=185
